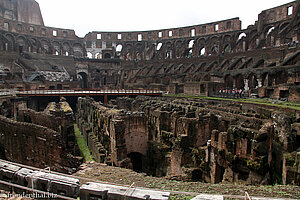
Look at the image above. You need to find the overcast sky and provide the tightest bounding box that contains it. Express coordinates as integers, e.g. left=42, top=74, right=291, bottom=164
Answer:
left=36, top=0, right=293, bottom=37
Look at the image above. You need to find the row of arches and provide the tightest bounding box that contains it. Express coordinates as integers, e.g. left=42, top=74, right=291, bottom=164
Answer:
left=0, top=32, right=85, bottom=57
left=84, top=19, right=295, bottom=61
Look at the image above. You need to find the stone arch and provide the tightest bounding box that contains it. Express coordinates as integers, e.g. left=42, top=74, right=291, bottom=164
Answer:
left=124, top=44, right=133, bottom=60
left=73, top=43, right=84, bottom=57
left=77, top=71, right=88, bottom=89
left=3, top=34, right=15, bottom=51
left=52, top=41, right=61, bottom=55
left=104, top=53, right=111, bottom=59
left=127, top=152, right=144, bottom=172
left=162, top=76, right=171, bottom=85
left=164, top=41, right=173, bottom=59
left=274, top=71, right=288, bottom=85
left=197, top=38, right=206, bottom=56
left=183, top=39, right=194, bottom=57
left=16, top=35, right=28, bottom=52
left=62, top=42, right=71, bottom=56
left=175, top=40, right=184, bottom=58
left=209, top=36, right=219, bottom=55
left=248, top=73, right=258, bottom=89
left=203, top=74, right=211, bottom=81
left=28, top=37, right=40, bottom=53
left=234, top=74, right=244, bottom=89
left=262, top=72, right=272, bottom=87
left=236, top=32, right=247, bottom=52
left=41, top=39, right=50, bottom=54
left=248, top=29, right=259, bottom=49
left=224, top=75, right=234, bottom=89
left=279, top=22, right=290, bottom=31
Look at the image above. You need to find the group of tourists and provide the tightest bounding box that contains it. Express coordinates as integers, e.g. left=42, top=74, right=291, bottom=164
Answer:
left=218, top=88, right=245, bottom=98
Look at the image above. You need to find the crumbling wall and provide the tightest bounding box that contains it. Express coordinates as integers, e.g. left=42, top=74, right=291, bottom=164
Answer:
left=76, top=96, right=300, bottom=185
left=0, top=115, right=80, bottom=173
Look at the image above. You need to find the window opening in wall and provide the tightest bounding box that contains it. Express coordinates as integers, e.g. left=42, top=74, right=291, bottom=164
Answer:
left=226, top=21, right=231, bottom=29
left=200, top=47, right=206, bottom=55
left=66, top=52, right=69, bottom=56
left=202, top=26, right=206, bottom=33
left=138, top=34, right=142, bottom=41
left=4, top=22, right=9, bottom=31
left=156, top=42, right=162, bottom=51
left=158, top=32, right=162, bottom=38
left=266, top=27, right=275, bottom=36
left=287, top=6, right=293, bottom=15
left=116, top=44, right=123, bottom=52
left=189, top=40, right=194, bottom=48
left=55, top=51, right=59, bottom=55
left=17, top=24, right=22, bottom=32
left=191, top=29, right=195, bottom=37
left=87, top=52, right=93, bottom=59
left=63, top=31, right=68, bottom=37
left=238, top=32, right=246, bottom=41
left=179, top=29, right=183, bottom=36
left=118, top=34, right=122, bottom=40
left=53, top=30, right=57, bottom=37
left=97, top=33, right=101, bottom=40
left=29, top=26, right=34, bottom=32
left=148, top=32, right=152, bottom=38
left=127, top=33, right=132, bottom=39
left=215, top=24, right=219, bottom=32
left=41, top=29, right=46, bottom=35
left=169, top=31, right=172, bottom=37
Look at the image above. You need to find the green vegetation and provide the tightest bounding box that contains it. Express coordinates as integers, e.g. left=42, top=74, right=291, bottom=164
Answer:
left=164, top=94, right=300, bottom=110
left=74, top=123, right=94, bottom=162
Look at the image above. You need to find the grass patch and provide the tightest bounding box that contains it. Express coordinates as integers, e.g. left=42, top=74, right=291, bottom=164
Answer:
left=74, top=123, right=94, bottom=162
left=164, top=94, right=300, bottom=110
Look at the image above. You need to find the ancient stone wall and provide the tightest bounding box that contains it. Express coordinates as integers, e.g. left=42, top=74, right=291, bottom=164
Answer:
left=76, top=96, right=300, bottom=185
left=0, top=115, right=80, bottom=173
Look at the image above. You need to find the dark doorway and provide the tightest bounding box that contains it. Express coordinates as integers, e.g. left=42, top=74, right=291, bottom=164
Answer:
left=57, top=84, right=62, bottom=90
left=192, top=169, right=202, bottom=181
left=0, top=146, right=6, bottom=159
left=78, top=72, right=88, bottom=89
left=280, top=90, right=289, bottom=99
left=104, top=53, right=111, bottom=59
left=128, top=152, right=143, bottom=172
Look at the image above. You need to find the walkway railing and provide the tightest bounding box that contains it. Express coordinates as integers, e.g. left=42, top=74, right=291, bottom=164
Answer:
left=10, top=89, right=163, bottom=96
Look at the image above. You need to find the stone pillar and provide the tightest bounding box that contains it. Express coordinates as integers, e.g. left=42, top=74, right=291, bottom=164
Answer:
left=257, top=78, right=263, bottom=88
left=244, top=79, right=249, bottom=91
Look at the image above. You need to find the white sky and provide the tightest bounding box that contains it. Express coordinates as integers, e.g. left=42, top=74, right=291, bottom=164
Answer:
left=36, top=0, right=293, bottom=37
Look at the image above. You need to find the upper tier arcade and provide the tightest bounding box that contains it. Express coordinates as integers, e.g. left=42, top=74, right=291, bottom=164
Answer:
left=0, top=0, right=298, bottom=60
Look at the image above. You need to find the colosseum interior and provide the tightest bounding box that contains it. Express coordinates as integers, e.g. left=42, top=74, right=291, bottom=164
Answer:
left=0, top=0, right=299, bottom=199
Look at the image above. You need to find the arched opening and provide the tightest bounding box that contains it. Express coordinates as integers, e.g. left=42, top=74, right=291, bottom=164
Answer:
left=199, top=47, right=206, bottom=56
left=116, top=44, right=123, bottom=52
left=225, top=75, right=234, bottom=89
left=0, top=101, right=11, bottom=117
left=192, top=169, right=202, bottom=181
left=189, top=40, right=194, bottom=48
left=266, top=27, right=275, bottom=36
left=223, top=44, right=231, bottom=53
left=238, top=32, right=247, bottom=41
left=95, top=53, right=101, bottom=59
left=78, top=72, right=88, bottom=89
left=128, top=152, right=143, bottom=172
left=156, top=42, right=162, bottom=51
left=87, top=52, right=93, bottom=59
left=104, top=53, right=111, bottom=59
left=248, top=74, right=258, bottom=89
left=235, top=74, right=244, bottom=89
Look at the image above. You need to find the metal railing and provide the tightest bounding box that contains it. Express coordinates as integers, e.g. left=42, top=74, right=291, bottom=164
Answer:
left=16, top=89, right=163, bottom=95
